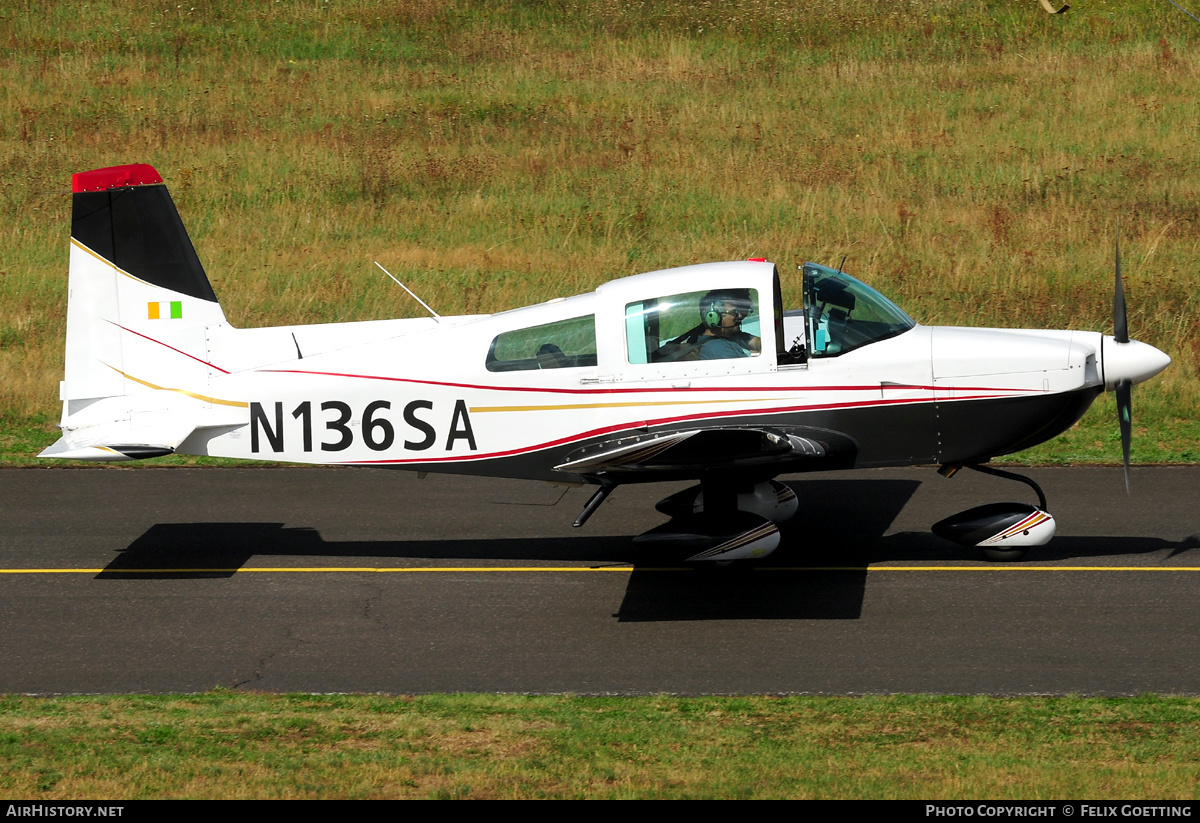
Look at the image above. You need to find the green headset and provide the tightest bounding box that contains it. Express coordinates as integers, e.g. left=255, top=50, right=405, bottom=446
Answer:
left=700, top=289, right=752, bottom=330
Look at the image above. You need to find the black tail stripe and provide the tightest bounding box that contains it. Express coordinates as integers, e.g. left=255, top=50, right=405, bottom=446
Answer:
left=72, top=185, right=217, bottom=303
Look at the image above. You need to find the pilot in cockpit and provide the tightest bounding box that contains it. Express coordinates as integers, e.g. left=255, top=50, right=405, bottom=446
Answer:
left=694, top=289, right=761, bottom=359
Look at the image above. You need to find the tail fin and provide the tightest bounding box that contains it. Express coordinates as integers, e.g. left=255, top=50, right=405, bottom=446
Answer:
left=43, top=164, right=236, bottom=460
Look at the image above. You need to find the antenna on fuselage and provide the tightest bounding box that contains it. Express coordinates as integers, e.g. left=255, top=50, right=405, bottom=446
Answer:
left=375, top=261, right=442, bottom=324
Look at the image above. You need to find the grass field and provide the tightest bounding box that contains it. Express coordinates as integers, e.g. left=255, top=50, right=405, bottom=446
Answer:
left=3, top=692, right=1200, bottom=799
left=0, top=0, right=1196, bottom=462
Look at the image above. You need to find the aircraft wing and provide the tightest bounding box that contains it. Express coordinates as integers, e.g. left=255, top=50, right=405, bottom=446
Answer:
left=554, top=425, right=856, bottom=479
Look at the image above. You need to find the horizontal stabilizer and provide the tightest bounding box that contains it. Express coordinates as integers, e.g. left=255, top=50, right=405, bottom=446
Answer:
left=38, top=440, right=174, bottom=462
left=40, top=392, right=245, bottom=462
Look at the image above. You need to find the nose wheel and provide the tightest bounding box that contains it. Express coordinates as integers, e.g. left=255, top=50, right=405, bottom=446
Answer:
left=933, top=464, right=1056, bottom=562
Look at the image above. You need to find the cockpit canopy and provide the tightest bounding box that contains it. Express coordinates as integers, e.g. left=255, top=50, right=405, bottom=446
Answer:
left=475, top=259, right=917, bottom=376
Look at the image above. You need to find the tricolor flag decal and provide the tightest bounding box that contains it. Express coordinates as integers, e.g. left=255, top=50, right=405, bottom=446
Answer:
left=148, top=301, right=183, bottom=320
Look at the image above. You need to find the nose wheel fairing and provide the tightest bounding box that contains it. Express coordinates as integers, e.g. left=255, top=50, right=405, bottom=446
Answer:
left=932, top=502, right=1056, bottom=561
left=932, top=464, right=1056, bottom=562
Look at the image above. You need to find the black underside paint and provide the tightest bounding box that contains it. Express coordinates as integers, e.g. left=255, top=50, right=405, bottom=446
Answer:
left=935, top=386, right=1101, bottom=464
left=72, top=185, right=217, bottom=303
left=384, top=387, right=1103, bottom=485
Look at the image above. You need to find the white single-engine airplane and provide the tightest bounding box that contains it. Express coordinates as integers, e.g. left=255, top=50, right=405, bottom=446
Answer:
left=43, top=164, right=1171, bottom=561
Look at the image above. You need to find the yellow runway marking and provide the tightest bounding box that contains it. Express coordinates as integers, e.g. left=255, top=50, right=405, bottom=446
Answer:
left=1, top=565, right=1198, bottom=575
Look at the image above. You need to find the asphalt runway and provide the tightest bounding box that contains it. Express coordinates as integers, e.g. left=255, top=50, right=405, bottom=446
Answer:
left=1, top=466, right=1198, bottom=695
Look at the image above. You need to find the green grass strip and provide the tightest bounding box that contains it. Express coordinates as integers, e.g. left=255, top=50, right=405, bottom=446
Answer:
left=2, top=693, right=1199, bottom=799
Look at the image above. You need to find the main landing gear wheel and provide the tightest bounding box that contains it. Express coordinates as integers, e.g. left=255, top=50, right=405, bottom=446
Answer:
left=634, top=511, right=780, bottom=562
left=982, top=545, right=1030, bottom=563
left=638, top=480, right=793, bottom=563
left=654, top=480, right=798, bottom=523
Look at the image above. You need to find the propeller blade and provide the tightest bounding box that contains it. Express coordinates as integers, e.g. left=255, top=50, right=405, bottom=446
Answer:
left=1116, top=379, right=1132, bottom=493
left=1114, top=230, right=1129, bottom=344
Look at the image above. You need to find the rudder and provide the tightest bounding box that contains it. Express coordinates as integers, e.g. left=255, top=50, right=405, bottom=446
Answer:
left=61, top=163, right=228, bottom=407
left=45, top=164, right=236, bottom=461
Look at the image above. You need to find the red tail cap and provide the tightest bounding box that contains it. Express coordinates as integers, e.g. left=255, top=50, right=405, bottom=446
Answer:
left=72, top=164, right=163, bottom=193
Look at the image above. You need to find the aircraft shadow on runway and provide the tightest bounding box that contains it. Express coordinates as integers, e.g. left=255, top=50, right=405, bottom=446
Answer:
left=99, top=481, right=915, bottom=561
left=96, top=478, right=1196, bottom=622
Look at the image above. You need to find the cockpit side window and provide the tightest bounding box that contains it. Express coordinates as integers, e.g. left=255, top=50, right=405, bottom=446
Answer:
left=625, top=289, right=761, bottom=364
left=486, top=315, right=597, bottom=372
left=802, top=264, right=914, bottom=357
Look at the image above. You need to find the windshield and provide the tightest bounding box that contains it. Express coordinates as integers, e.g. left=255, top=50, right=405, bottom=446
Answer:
left=803, top=263, right=914, bottom=357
